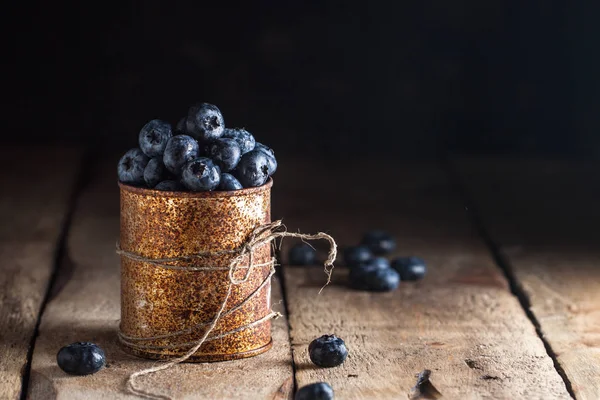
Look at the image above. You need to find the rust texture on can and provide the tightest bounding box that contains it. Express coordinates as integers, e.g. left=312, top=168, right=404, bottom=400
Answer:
left=119, top=179, right=273, bottom=362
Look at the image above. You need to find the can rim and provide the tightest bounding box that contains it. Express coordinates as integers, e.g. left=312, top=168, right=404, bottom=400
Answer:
left=119, top=177, right=273, bottom=198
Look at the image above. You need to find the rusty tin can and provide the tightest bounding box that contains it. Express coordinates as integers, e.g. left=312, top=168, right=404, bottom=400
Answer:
left=119, top=179, right=273, bottom=362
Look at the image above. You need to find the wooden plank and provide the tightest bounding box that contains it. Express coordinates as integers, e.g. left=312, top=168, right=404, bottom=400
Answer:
left=454, top=158, right=600, bottom=400
left=273, top=159, right=571, bottom=400
left=27, top=159, right=294, bottom=400
left=0, top=146, right=82, bottom=400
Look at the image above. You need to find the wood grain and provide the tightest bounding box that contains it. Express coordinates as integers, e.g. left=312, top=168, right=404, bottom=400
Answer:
left=0, top=146, right=82, bottom=400
left=27, top=159, right=294, bottom=400
left=454, top=158, right=600, bottom=400
left=273, top=159, right=571, bottom=400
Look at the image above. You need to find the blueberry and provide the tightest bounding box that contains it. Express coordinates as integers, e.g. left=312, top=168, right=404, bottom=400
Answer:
left=309, top=334, right=348, bottom=368
left=361, top=230, right=396, bottom=255
left=254, top=142, right=277, bottom=175
left=222, top=128, right=256, bottom=154
left=207, top=138, right=242, bottom=172
left=118, top=148, right=150, bottom=186
left=56, top=342, right=105, bottom=375
left=163, top=135, right=199, bottom=176
left=343, top=245, right=372, bottom=268
left=295, top=382, right=334, bottom=400
left=154, top=180, right=185, bottom=191
left=234, top=150, right=270, bottom=188
left=217, top=173, right=243, bottom=191
left=188, top=103, right=225, bottom=141
left=175, top=117, right=187, bottom=134
left=144, top=157, right=170, bottom=188
left=288, top=243, right=317, bottom=266
left=138, top=119, right=172, bottom=158
left=350, top=266, right=400, bottom=292
left=391, top=257, right=427, bottom=281
left=348, top=256, right=388, bottom=282
left=181, top=157, right=220, bottom=191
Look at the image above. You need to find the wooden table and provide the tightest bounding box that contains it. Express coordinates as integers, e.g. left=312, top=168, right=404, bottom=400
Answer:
left=1, top=148, right=598, bottom=399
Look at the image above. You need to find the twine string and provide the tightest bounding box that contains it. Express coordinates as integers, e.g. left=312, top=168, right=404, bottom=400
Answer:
left=115, top=220, right=337, bottom=399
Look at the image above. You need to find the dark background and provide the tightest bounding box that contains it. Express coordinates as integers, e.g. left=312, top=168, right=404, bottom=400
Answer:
left=4, top=2, right=599, bottom=159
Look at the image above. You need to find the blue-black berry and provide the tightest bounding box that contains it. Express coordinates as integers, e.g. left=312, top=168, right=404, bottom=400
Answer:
left=308, top=334, right=348, bottom=368
left=163, top=135, right=199, bottom=176
left=343, top=245, right=372, bottom=268
left=208, top=138, right=242, bottom=172
left=361, top=230, right=396, bottom=255
left=222, top=128, right=256, bottom=154
left=144, top=157, right=169, bottom=188
left=288, top=243, right=317, bottom=266
left=254, top=142, right=277, bottom=175
left=56, top=342, right=105, bottom=375
left=175, top=117, right=187, bottom=134
left=138, top=119, right=172, bottom=158
left=181, top=157, right=221, bottom=191
left=118, top=148, right=150, bottom=186
left=154, top=180, right=185, bottom=191
left=188, top=103, right=225, bottom=141
left=350, top=265, right=400, bottom=292
left=391, top=257, right=427, bottom=281
left=217, top=173, right=243, bottom=191
left=234, top=150, right=270, bottom=188
left=295, top=382, right=334, bottom=400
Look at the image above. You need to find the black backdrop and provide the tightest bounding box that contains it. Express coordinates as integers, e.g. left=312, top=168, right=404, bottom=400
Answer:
left=4, top=2, right=598, bottom=159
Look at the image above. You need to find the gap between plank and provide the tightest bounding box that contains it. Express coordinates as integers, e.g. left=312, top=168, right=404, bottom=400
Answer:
left=19, top=148, right=94, bottom=400
left=274, top=244, right=298, bottom=396
left=442, top=159, right=576, bottom=400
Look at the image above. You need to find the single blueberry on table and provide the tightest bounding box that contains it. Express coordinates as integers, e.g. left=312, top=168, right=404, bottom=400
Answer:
left=254, top=142, right=277, bottom=175
left=309, top=334, right=348, bottom=368
left=391, top=256, right=427, bottom=281
left=295, top=382, right=334, bottom=400
left=154, top=180, right=185, bottom=191
left=222, top=128, right=256, bottom=154
left=144, top=157, right=170, bottom=188
left=350, top=266, right=400, bottom=292
left=208, top=138, right=242, bottom=172
left=361, top=230, right=396, bottom=255
left=288, top=243, right=317, bottom=266
left=188, top=103, right=225, bottom=141
left=118, top=148, right=150, bottom=186
left=234, top=150, right=270, bottom=188
left=56, top=342, right=105, bottom=375
left=343, top=245, right=373, bottom=268
left=181, top=157, right=221, bottom=191
left=138, top=119, right=172, bottom=158
left=217, top=173, right=243, bottom=191
left=163, top=135, right=200, bottom=176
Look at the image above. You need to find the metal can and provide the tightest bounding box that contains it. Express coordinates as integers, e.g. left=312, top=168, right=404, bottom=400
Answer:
left=118, top=180, right=273, bottom=362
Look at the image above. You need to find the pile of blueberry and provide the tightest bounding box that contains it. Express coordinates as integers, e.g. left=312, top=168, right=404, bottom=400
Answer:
left=288, top=230, right=427, bottom=292
left=117, top=103, right=277, bottom=191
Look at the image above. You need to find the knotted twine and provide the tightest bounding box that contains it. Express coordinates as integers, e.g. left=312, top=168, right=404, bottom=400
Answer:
left=115, top=220, right=337, bottom=399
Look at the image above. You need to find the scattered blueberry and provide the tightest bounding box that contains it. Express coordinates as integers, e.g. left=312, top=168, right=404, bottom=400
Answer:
left=343, top=245, right=372, bottom=268
left=155, top=180, right=185, bottom=191
left=222, top=128, right=256, bottom=154
left=361, top=230, right=396, bottom=255
left=118, top=148, right=150, bottom=186
left=188, top=103, right=225, bottom=141
left=350, top=266, right=400, bottom=292
left=163, top=135, right=199, bottom=175
left=56, top=342, right=106, bottom=375
left=217, top=173, right=243, bottom=191
left=207, top=138, right=242, bottom=172
left=295, top=382, right=334, bottom=400
left=254, top=142, right=277, bottom=175
left=144, top=157, right=169, bottom=188
left=391, top=256, right=427, bottom=281
left=348, top=257, right=389, bottom=283
left=288, top=243, right=317, bottom=266
left=138, top=119, right=172, bottom=158
left=181, top=157, right=221, bottom=191
left=234, top=150, right=270, bottom=188
left=309, top=334, right=348, bottom=368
